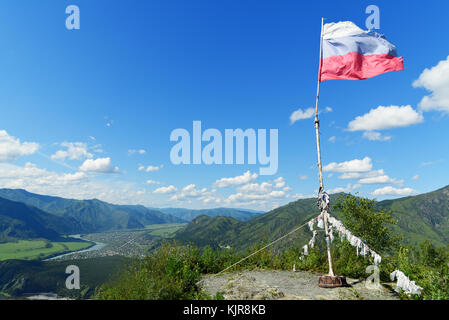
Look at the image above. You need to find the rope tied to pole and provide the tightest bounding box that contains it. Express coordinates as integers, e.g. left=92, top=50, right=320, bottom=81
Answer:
left=215, top=221, right=310, bottom=275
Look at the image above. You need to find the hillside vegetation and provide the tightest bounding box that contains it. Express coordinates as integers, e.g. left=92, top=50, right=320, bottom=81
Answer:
left=0, top=197, right=73, bottom=241
left=98, top=194, right=449, bottom=300
left=175, top=186, right=449, bottom=251
left=0, top=256, right=129, bottom=299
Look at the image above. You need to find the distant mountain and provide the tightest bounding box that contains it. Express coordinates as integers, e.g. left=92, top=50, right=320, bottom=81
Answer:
left=156, top=207, right=264, bottom=222
left=175, top=186, right=449, bottom=251
left=175, top=197, right=321, bottom=250
left=376, top=185, right=449, bottom=246
left=0, top=189, right=185, bottom=235
left=0, top=197, right=71, bottom=241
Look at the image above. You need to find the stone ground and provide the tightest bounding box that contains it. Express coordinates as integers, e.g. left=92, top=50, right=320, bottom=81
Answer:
left=199, top=270, right=400, bottom=300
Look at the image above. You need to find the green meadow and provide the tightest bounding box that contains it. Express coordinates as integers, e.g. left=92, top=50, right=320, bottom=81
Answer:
left=144, top=223, right=187, bottom=238
left=0, top=240, right=91, bottom=261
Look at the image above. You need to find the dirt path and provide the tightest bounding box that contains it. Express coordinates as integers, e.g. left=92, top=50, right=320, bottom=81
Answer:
left=199, top=270, right=399, bottom=300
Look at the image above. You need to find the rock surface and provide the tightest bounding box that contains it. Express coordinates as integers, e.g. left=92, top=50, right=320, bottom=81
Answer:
left=199, top=270, right=399, bottom=300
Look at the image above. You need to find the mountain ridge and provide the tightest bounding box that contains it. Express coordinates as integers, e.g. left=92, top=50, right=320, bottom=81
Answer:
left=0, top=189, right=185, bottom=237
left=175, top=186, right=449, bottom=250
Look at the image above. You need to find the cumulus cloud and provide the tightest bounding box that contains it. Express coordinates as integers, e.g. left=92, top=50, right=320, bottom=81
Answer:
left=79, top=157, right=119, bottom=173
left=214, top=171, right=258, bottom=188
left=51, top=142, right=93, bottom=161
left=225, top=176, right=294, bottom=206
left=238, top=182, right=272, bottom=194
left=412, top=175, right=419, bottom=181
left=227, top=190, right=286, bottom=203
left=358, top=175, right=403, bottom=185
left=323, top=157, right=372, bottom=173
left=338, top=168, right=403, bottom=186
left=0, top=163, right=162, bottom=207
left=152, top=185, right=177, bottom=194
left=371, top=186, right=418, bottom=196
left=347, top=106, right=423, bottom=138
left=413, top=55, right=449, bottom=113
left=0, top=162, right=87, bottom=185
left=362, top=131, right=392, bottom=141
left=0, top=130, right=39, bottom=162
left=326, top=184, right=360, bottom=194
left=170, top=184, right=213, bottom=202
left=273, top=177, right=286, bottom=188
left=290, top=107, right=315, bottom=124
left=138, top=164, right=163, bottom=172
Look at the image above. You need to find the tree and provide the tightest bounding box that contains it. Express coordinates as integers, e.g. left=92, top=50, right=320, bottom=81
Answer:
left=334, top=194, right=401, bottom=254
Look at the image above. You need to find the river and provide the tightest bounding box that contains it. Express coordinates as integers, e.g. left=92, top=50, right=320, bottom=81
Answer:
left=44, top=234, right=107, bottom=261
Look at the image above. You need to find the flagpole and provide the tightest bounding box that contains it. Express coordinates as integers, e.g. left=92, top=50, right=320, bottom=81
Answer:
left=314, top=17, right=335, bottom=277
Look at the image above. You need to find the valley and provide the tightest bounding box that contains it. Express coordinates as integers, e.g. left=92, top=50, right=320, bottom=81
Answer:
left=0, top=186, right=448, bottom=300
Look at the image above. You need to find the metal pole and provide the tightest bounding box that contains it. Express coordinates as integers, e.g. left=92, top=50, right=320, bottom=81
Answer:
left=314, top=17, right=335, bottom=277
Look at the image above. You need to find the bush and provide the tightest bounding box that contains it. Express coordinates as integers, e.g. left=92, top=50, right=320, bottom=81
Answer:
left=97, top=242, right=208, bottom=300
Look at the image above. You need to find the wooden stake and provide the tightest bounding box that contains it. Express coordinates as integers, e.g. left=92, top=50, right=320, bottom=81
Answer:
left=314, top=17, right=335, bottom=277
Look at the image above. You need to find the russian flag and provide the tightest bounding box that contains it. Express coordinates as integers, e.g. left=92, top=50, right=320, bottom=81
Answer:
left=320, top=21, right=404, bottom=81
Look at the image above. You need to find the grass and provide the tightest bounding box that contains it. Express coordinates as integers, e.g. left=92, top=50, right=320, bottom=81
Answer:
left=145, top=223, right=187, bottom=238
left=0, top=240, right=91, bottom=261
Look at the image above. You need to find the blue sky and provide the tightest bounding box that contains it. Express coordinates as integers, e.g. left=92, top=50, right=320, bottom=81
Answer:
left=0, top=0, right=448, bottom=211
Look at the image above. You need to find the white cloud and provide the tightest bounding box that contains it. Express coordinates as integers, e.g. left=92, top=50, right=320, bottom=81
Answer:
left=421, top=160, right=442, bottom=167
left=227, top=190, right=286, bottom=203
left=358, top=175, right=403, bottom=185
left=412, top=174, right=419, bottom=181
left=79, top=157, right=119, bottom=173
left=214, top=171, right=258, bottom=188
left=0, top=162, right=87, bottom=185
left=238, top=182, right=273, bottom=194
left=146, top=179, right=161, bottom=185
left=138, top=164, right=163, bottom=172
left=51, top=142, right=93, bottom=161
left=170, top=184, right=213, bottom=202
left=371, top=186, right=418, bottom=197
left=413, top=55, right=449, bottom=113
left=339, top=169, right=384, bottom=180
left=298, top=175, right=308, bottom=180
left=153, top=185, right=177, bottom=194
left=338, top=169, right=403, bottom=186
left=325, top=184, right=355, bottom=194
left=362, top=131, right=392, bottom=141
left=0, top=163, right=163, bottom=207
left=273, top=177, right=286, bottom=188
left=328, top=136, right=336, bottom=143
left=323, top=157, right=372, bottom=173
left=223, top=176, right=294, bottom=207
left=347, top=106, right=423, bottom=134
left=0, top=130, right=39, bottom=162
left=290, top=107, right=315, bottom=124
left=128, top=149, right=146, bottom=155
